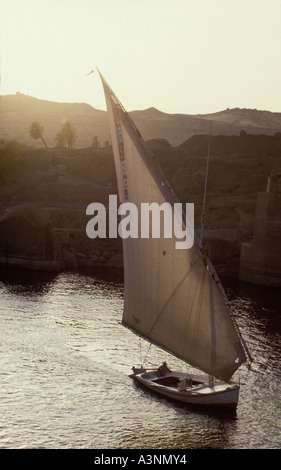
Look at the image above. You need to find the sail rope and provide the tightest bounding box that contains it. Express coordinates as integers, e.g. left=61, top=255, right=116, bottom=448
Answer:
left=146, top=254, right=201, bottom=336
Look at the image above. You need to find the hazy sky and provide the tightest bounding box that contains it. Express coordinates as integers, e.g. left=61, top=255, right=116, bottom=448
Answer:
left=1, top=0, right=281, bottom=115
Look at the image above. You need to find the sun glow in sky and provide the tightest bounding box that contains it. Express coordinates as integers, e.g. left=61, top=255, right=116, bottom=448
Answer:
left=1, top=0, right=281, bottom=114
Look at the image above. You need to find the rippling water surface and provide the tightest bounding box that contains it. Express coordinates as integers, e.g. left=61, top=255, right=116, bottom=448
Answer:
left=0, top=267, right=280, bottom=449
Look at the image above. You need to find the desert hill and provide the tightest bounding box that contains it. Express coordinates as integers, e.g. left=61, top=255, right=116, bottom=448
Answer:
left=178, top=133, right=281, bottom=157
left=1, top=93, right=281, bottom=147
left=0, top=93, right=109, bottom=148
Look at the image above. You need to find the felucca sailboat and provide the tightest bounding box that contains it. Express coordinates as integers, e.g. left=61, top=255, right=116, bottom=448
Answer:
left=98, top=70, right=251, bottom=408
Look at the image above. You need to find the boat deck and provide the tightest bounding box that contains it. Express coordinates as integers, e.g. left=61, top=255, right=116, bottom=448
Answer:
left=130, top=369, right=239, bottom=408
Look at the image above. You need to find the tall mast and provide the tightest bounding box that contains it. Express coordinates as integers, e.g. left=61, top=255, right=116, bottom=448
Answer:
left=198, top=121, right=252, bottom=363
left=200, top=122, right=212, bottom=246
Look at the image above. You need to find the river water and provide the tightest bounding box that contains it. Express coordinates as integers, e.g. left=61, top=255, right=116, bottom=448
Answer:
left=0, top=266, right=280, bottom=450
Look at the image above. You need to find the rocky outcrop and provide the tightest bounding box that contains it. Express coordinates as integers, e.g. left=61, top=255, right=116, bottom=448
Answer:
left=178, top=133, right=281, bottom=157
left=1, top=137, right=281, bottom=284
left=202, top=229, right=240, bottom=277
left=0, top=205, right=63, bottom=270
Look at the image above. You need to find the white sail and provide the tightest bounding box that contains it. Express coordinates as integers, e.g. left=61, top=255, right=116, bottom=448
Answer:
left=99, top=72, right=247, bottom=382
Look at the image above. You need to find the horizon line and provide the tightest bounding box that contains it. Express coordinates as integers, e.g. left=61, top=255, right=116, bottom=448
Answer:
left=1, top=91, right=281, bottom=117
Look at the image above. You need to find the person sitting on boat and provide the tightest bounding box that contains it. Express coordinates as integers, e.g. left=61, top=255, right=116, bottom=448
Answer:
left=157, top=361, right=170, bottom=376
left=187, top=375, right=193, bottom=387
left=177, top=377, right=186, bottom=391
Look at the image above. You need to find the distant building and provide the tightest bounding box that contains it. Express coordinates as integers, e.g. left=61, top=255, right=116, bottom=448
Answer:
left=239, top=170, right=281, bottom=287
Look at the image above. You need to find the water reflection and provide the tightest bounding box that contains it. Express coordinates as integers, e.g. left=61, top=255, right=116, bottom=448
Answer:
left=0, top=268, right=280, bottom=448
left=224, top=277, right=280, bottom=325
left=0, top=266, right=123, bottom=297
left=0, top=267, right=58, bottom=297
left=105, top=378, right=239, bottom=449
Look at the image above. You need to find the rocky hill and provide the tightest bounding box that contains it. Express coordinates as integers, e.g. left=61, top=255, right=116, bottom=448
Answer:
left=178, top=133, right=281, bottom=157
left=1, top=93, right=281, bottom=148
left=197, top=107, right=281, bottom=129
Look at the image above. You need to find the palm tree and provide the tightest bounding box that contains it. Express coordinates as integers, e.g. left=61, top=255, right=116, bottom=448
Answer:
left=29, top=121, right=48, bottom=149
left=61, top=121, right=77, bottom=148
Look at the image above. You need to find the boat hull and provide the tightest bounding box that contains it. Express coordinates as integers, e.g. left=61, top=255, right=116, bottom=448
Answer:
left=130, top=369, right=239, bottom=409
